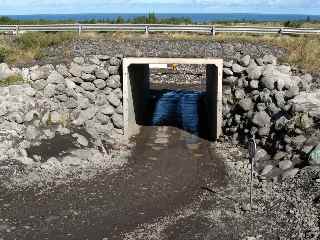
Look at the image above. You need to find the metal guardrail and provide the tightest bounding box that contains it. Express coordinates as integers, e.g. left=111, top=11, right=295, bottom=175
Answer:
left=0, top=24, right=319, bottom=36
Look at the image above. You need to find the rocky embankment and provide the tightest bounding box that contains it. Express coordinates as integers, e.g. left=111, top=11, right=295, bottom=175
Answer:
left=0, top=55, right=127, bottom=188
left=221, top=54, right=320, bottom=181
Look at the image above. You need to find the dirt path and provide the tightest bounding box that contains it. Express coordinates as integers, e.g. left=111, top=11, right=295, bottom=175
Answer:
left=0, top=126, right=227, bottom=240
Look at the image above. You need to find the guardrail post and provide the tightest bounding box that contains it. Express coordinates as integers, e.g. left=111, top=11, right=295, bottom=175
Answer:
left=15, top=25, right=19, bottom=36
left=211, top=26, right=216, bottom=36
left=145, top=25, right=149, bottom=37
left=278, top=27, right=283, bottom=36
left=78, top=24, right=82, bottom=36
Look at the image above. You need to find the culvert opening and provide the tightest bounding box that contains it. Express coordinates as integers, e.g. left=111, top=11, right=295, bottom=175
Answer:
left=123, top=58, right=223, bottom=141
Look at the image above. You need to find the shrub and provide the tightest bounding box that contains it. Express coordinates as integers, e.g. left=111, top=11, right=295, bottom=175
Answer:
left=0, top=46, right=8, bottom=62
left=16, top=32, right=75, bottom=49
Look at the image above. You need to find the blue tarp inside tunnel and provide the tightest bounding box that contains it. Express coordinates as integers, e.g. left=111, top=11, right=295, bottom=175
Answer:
left=152, top=91, right=203, bottom=136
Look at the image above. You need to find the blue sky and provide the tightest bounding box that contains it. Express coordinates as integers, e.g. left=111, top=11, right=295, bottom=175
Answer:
left=1, top=0, right=320, bottom=15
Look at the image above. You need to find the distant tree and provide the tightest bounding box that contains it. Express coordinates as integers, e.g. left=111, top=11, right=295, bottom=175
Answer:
left=115, top=16, right=125, bottom=24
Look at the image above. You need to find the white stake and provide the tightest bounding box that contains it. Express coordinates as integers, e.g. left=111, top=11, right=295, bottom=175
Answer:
left=248, top=137, right=256, bottom=209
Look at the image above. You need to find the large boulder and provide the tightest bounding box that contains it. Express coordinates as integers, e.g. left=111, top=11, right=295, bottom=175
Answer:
left=30, top=64, right=54, bottom=80
left=290, top=90, right=320, bottom=119
left=252, top=111, right=271, bottom=128
left=0, top=63, right=15, bottom=80
left=309, top=144, right=320, bottom=165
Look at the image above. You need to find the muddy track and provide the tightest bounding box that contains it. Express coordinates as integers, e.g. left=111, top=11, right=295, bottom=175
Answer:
left=0, top=126, right=227, bottom=240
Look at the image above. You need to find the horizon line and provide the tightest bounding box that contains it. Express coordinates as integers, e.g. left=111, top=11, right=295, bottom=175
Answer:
left=2, top=12, right=320, bottom=16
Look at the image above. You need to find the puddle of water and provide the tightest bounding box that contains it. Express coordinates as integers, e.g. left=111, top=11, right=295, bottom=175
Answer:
left=26, top=128, right=92, bottom=162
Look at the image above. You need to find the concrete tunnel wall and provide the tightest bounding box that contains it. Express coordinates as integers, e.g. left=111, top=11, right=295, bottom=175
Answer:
left=122, top=58, right=223, bottom=140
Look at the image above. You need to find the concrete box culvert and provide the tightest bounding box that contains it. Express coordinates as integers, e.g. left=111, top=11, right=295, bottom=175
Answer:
left=122, top=58, right=223, bottom=140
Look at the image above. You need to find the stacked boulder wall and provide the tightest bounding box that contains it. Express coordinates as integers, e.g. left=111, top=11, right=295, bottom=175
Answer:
left=221, top=54, right=320, bottom=180
left=0, top=55, right=124, bottom=171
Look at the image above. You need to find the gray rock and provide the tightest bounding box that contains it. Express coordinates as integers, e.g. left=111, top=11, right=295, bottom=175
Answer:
left=81, top=73, right=96, bottom=82
left=47, top=71, right=65, bottom=85
left=258, top=126, right=270, bottom=136
left=65, top=98, right=78, bottom=109
left=73, top=57, right=85, bottom=65
left=239, top=55, right=250, bottom=67
left=25, top=110, right=39, bottom=122
left=274, top=116, right=289, bottom=131
left=234, top=89, right=245, bottom=100
left=56, top=64, right=72, bottom=77
left=110, top=57, right=121, bottom=66
left=0, top=63, right=14, bottom=80
left=250, top=80, right=259, bottom=89
left=282, top=168, right=299, bottom=179
left=274, top=91, right=286, bottom=108
left=116, top=104, right=123, bottom=114
left=285, top=85, right=299, bottom=99
left=89, top=55, right=101, bottom=65
left=309, top=144, right=320, bottom=165
left=279, top=160, right=293, bottom=170
left=30, top=64, right=54, bottom=80
left=238, top=98, right=253, bottom=112
left=96, top=112, right=110, bottom=124
left=81, top=64, right=97, bottom=74
left=113, top=88, right=123, bottom=100
left=108, top=66, right=119, bottom=75
left=255, top=148, right=270, bottom=161
left=69, top=77, right=83, bottom=84
left=95, top=93, right=108, bottom=106
left=69, top=63, right=82, bottom=77
left=247, top=65, right=262, bottom=80
left=107, top=92, right=121, bottom=107
left=291, top=135, right=307, bottom=150
left=50, top=111, right=61, bottom=124
left=223, top=60, right=233, bottom=68
left=62, top=156, right=83, bottom=167
left=261, top=165, right=273, bottom=176
left=100, top=104, right=115, bottom=115
left=290, top=90, right=320, bottom=118
left=277, top=65, right=291, bottom=74
left=73, top=107, right=96, bottom=125
left=44, top=84, right=56, bottom=98
left=273, top=152, right=287, bottom=161
left=232, top=64, right=243, bottom=73
left=93, top=79, right=107, bottom=89
left=81, top=82, right=96, bottom=92
left=65, top=78, right=77, bottom=89
left=263, top=55, right=277, bottom=65
left=97, top=55, right=110, bottom=60
left=261, top=69, right=275, bottom=90
left=16, top=156, right=34, bottom=165
left=252, top=111, right=271, bottom=128
left=95, top=68, right=109, bottom=79
left=25, top=125, right=40, bottom=140
left=8, top=112, right=24, bottom=123
left=72, top=133, right=89, bottom=147
left=32, top=79, right=47, bottom=90
left=223, top=68, right=233, bottom=76
left=301, top=74, right=313, bottom=83
left=302, top=136, right=320, bottom=154
left=78, top=97, right=90, bottom=110
left=112, top=113, right=124, bottom=129
left=223, top=76, right=237, bottom=85
left=107, top=75, right=121, bottom=89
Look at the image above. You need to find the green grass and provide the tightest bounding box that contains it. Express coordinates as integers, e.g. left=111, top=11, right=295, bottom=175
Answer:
left=0, top=30, right=319, bottom=74
left=0, top=74, right=24, bottom=86
left=0, top=32, right=75, bottom=64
